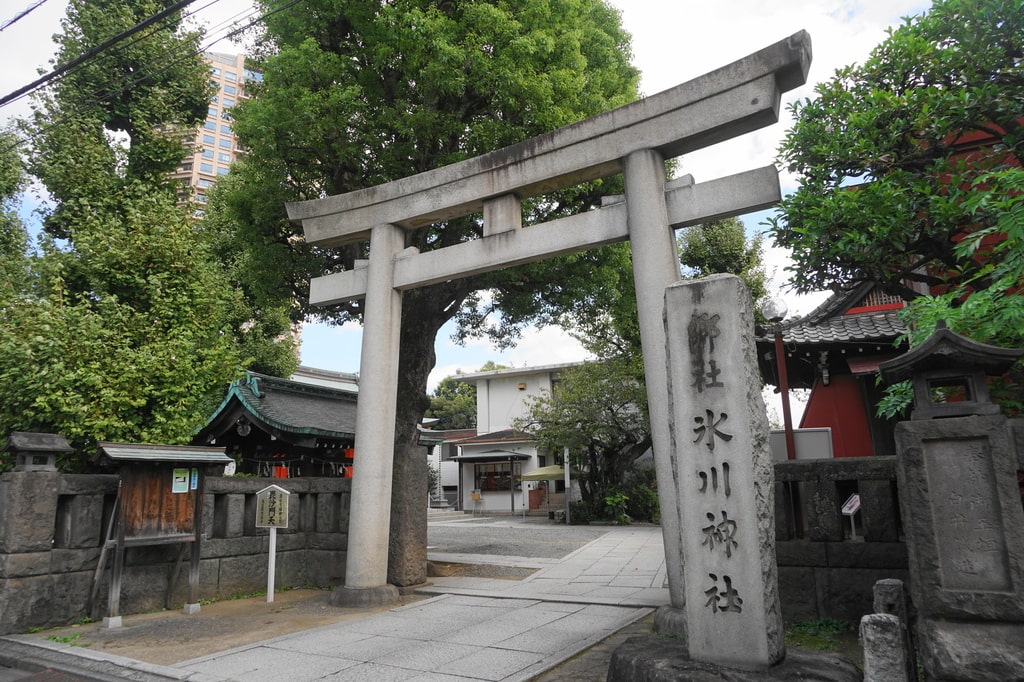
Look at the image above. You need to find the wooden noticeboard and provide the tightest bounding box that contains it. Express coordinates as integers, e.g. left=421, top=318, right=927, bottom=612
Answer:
left=90, top=443, right=232, bottom=627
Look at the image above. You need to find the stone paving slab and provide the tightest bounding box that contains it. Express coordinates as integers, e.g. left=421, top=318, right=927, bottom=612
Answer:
left=428, top=552, right=558, bottom=569
left=177, top=595, right=651, bottom=682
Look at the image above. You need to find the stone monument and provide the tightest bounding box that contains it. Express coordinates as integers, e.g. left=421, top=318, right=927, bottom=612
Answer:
left=879, top=321, right=1024, bottom=680
left=607, top=275, right=859, bottom=681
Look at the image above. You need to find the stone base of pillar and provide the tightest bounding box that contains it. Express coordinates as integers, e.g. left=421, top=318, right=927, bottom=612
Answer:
left=181, top=603, right=201, bottom=615
left=329, top=584, right=400, bottom=608
left=607, top=636, right=860, bottom=682
left=653, top=606, right=687, bottom=640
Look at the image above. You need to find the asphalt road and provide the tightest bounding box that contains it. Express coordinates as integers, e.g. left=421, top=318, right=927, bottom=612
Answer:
left=427, top=517, right=610, bottom=559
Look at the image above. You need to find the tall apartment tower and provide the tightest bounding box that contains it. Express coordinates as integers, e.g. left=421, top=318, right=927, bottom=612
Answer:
left=171, top=52, right=260, bottom=214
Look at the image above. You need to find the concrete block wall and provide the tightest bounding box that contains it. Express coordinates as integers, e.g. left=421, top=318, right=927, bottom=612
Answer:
left=0, top=472, right=350, bottom=634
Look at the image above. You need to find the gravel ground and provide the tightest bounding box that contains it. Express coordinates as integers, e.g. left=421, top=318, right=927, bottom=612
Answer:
left=427, top=517, right=610, bottom=558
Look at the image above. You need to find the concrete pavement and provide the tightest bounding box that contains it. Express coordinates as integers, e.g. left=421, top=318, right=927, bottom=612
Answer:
left=0, top=522, right=670, bottom=681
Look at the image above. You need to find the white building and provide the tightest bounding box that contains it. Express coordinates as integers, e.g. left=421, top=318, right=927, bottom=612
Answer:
left=433, top=362, right=583, bottom=514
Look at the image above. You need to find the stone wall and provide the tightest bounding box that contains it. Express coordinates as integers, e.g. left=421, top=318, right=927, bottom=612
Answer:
left=774, top=456, right=908, bottom=622
left=0, top=471, right=350, bottom=635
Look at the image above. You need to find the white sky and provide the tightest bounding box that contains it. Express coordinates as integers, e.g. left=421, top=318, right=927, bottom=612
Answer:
left=0, top=0, right=929, bottom=392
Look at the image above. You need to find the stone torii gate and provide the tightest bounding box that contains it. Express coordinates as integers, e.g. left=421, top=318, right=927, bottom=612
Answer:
left=287, top=32, right=811, bottom=606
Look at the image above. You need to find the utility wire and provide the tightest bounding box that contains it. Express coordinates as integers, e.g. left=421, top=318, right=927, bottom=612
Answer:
left=0, top=0, right=262, bottom=113
left=0, top=0, right=49, bottom=33
left=0, top=0, right=201, bottom=108
left=3, top=0, right=301, bottom=155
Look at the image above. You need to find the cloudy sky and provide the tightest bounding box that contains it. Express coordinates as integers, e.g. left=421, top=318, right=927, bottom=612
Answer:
left=0, top=0, right=929, bottom=391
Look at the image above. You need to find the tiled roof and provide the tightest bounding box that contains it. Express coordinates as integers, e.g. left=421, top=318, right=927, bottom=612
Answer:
left=454, top=429, right=533, bottom=445
left=762, top=282, right=908, bottom=346
left=201, top=372, right=358, bottom=441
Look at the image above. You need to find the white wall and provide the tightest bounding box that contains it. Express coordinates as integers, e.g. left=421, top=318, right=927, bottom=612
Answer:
left=476, top=371, right=556, bottom=432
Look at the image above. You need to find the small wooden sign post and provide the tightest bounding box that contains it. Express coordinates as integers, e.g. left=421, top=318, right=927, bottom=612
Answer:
left=255, top=484, right=290, bottom=603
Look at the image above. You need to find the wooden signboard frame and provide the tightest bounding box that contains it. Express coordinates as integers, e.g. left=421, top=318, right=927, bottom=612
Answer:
left=89, top=443, right=232, bottom=628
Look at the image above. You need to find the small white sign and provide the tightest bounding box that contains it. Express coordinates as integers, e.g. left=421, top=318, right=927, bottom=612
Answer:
left=842, top=493, right=861, bottom=516
left=256, top=484, right=290, bottom=528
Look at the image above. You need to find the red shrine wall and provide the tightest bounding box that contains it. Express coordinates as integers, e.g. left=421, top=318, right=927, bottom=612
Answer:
left=800, top=374, right=876, bottom=457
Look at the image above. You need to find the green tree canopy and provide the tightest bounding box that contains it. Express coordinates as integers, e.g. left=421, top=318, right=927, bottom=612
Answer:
left=426, top=374, right=478, bottom=430
left=514, top=356, right=649, bottom=512
left=769, top=0, right=1024, bottom=413
left=210, top=0, right=640, bottom=447
left=0, top=0, right=251, bottom=467
left=679, top=217, right=768, bottom=316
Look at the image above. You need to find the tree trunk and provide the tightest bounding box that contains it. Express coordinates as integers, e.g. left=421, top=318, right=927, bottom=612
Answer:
left=386, top=283, right=463, bottom=586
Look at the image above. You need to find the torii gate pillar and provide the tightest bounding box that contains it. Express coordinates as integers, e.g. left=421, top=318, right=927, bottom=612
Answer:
left=331, top=223, right=404, bottom=604
left=624, top=149, right=686, bottom=606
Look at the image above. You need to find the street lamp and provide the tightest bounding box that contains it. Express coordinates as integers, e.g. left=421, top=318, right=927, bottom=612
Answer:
left=763, top=298, right=796, bottom=460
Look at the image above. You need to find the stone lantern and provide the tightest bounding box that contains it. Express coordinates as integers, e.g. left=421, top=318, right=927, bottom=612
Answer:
left=878, top=320, right=1022, bottom=420
left=876, top=322, right=1024, bottom=681
left=1, top=431, right=72, bottom=472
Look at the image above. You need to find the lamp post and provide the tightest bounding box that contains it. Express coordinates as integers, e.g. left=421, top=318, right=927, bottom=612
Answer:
left=763, top=299, right=796, bottom=461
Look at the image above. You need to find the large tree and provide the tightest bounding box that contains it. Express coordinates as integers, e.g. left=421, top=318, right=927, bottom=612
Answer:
left=211, top=0, right=639, bottom=447
left=769, top=0, right=1024, bottom=413
left=0, top=0, right=248, bottom=465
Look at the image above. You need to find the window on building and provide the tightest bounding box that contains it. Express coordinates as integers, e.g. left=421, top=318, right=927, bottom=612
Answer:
left=201, top=149, right=214, bottom=159
left=225, top=71, right=237, bottom=82
left=219, top=139, right=232, bottom=150
left=217, top=166, right=229, bottom=175
left=220, top=124, right=232, bottom=135
left=217, top=152, right=231, bottom=163
left=474, top=462, right=519, bottom=492
left=197, top=178, right=212, bottom=188
left=179, top=162, right=193, bottom=171
left=196, top=193, right=207, bottom=203
left=244, top=69, right=263, bottom=83
left=221, top=110, right=232, bottom=121
left=222, top=97, right=235, bottom=108
left=223, top=84, right=237, bottom=95
left=207, top=106, right=218, bottom=117
left=204, top=121, right=216, bottom=131
left=200, top=162, right=214, bottom=173
left=211, top=67, right=221, bottom=77
left=202, top=134, right=215, bottom=145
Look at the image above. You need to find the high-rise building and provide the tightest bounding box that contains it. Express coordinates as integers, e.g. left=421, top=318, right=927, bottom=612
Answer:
left=171, top=52, right=260, bottom=215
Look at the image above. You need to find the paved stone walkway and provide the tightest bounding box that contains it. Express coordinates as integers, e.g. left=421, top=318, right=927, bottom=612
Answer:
left=0, top=525, right=670, bottom=681
left=178, top=526, right=669, bottom=681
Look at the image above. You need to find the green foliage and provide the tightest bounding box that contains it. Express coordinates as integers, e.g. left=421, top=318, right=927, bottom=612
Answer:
left=48, top=632, right=86, bottom=646
left=426, top=374, right=478, bottom=430
left=515, top=357, right=650, bottom=512
left=568, top=500, right=595, bottom=525
left=771, top=0, right=1024, bottom=416
left=785, top=618, right=851, bottom=652
left=0, top=1, right=248, bottom=467
left=210, top=0, right=640, bottom=444
left=679, top=218, right=769, bottom=321
left=602, top=491, right=631, bottom=525
left=771, top=0, right=1024, bottom=299
left=621, top=464, right=660, bottom=523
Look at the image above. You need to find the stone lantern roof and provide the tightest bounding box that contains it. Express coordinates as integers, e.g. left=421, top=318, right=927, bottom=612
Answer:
left=879, top=321, right=1022, bottom=419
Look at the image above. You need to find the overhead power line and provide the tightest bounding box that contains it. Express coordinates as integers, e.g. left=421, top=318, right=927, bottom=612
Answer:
left=0, top=0, right=49, bottom=33
left=0, top=0, right=201, bottom=108
left=1, top=0, right=302, bottom=156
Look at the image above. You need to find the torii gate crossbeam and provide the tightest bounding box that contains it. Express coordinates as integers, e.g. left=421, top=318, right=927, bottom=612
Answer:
left=287, top=31, right=810, bottom=605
